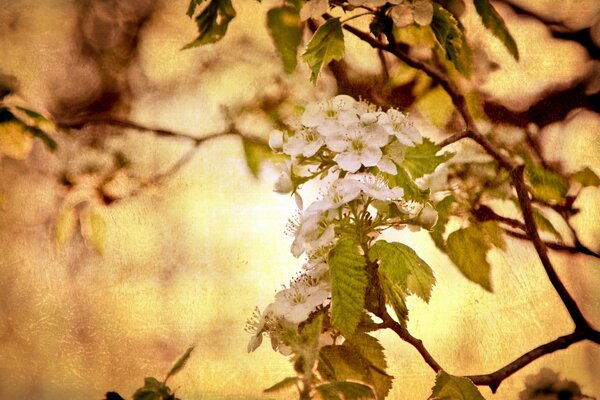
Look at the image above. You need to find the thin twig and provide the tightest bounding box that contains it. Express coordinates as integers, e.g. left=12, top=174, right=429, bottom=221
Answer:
left=55, top=115, right=268, bottom=147
left=504, top=230, right=600, bottom=259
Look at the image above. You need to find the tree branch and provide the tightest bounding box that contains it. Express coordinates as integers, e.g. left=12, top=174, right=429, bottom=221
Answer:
left=466, top=331, right=587, bottom=393
left=503, top=229, right=600, bottom=260
left=511, top=166, right=592, bottom=329
left=379, top=311, right=442, bottom=373
left=55, top=115, right=268, bottom=147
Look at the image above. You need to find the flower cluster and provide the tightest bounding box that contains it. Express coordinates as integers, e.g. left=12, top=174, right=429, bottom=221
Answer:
left=248, top=95, right=447, bottom=353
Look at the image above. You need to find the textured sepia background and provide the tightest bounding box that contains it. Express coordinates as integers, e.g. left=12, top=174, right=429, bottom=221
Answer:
left=0, top=0, right=599, bottom=399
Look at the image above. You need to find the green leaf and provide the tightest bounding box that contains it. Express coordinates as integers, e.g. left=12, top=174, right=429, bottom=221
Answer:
left=532, top=209, right=562, bottom=241
left=318, top=338, right=393, bottom=399
left=446, top=223, right=505, bottom=291
left=525, top=160, right=568, bottom=203
left=571, top=167, right=600, bottom=187
left=473, top=0, right=519, bottom=60
left=298, top=314, right=323, bottom=374
left=132, top=377, right=169, bottom=400
left=132, top=390, right=161, bottom=400
left=402, top=138, right=454, bottom=179
left=143, top=377, right=165, bottom=392
left=165, top=346, right=194, bottom=382
left=267, top=6, right=302, bottom=73
left=328, top=238, right=368, bottom=337
left=479, top=220, right=506, bottom=251
left=347, top=333, right=393, bottom=399
left=183, top=0, right=236, bottom=49
left=301, top=18, right=345, bottom=84
left=315, top=381, right=375, bottom=400
left=186, top=0, right=204, bottom=17
left=370, top=240, right=436, bottom=303
left=430, top=195, right=455, bottom=250
left=242, top=139, right=271, bottom=178
left=391, top=167, right=429, bottom=202
left=430, top=370, right=485, bottom=400
left=263, top=377, right=299, bottom=393
left=430, top=3, right=472, bottom=76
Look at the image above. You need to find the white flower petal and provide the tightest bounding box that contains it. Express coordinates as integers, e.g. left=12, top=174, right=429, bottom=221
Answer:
left=269, top=129, right=284, bottom=150
left=378, top=156, right=398, bottom=174
left=334, top=152, right=362, bottom=172
left=413, top=0, right=433, bottom=26
left=391, top=4, right=414, bottom=27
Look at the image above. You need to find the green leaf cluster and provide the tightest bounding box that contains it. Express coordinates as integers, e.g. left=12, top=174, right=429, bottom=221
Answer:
left=369, top=240, right=435, bottom=324
left=319, top=333, right=392, bottom=400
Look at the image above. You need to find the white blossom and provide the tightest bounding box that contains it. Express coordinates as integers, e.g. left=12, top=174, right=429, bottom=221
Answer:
left=381, top=109, right=422, bottom=146
left=305, top=178, right=363, bottom=214
left=357, top=173, right=404, bottom=201
left=290, top=211, right=337, bottom=257
left=332, top=129, right=385, bottom=172
left=300, top=0, right=329, bottom=21
left=301, top=95, right=359, bottom=137
left=269, top=129, right=284, bottom=151
left=390, top=0, right=433, bottom=27
left=283, top=127, right=324, bottom=157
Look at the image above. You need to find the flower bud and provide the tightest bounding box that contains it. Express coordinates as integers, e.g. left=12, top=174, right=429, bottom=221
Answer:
left=269, top=129, right=284, bottom=151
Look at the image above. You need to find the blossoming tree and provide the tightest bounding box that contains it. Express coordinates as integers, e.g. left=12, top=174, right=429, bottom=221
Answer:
left=186, top=0, right=600, bottom=398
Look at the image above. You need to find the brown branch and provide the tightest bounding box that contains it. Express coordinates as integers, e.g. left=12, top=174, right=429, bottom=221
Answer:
left=379, top=311, right=442, bottom=373
left=504, top=230, right=600, bottom=260
left=466, top=331, right=587, bottom=392
left=511, top=166, right=592, bottom=329
left=54, top=115, right=268, bottom=147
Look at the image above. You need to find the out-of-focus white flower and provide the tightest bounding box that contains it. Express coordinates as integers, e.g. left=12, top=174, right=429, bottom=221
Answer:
left=390, top=0, right=433, bottom=27
left=283, top=127, right=324, bottom=157
left=381, top=109, right=422, bottom=145
left=416, top=164, right=450, bottom=202
left=273, top=162, right=293, bottom=194
left=269, top=129, right=284, bottom=151
left=300, top=0, right=329, bottom=21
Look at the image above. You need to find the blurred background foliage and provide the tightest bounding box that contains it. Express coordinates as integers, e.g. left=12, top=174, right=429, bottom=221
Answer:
left=0, top=0, right=599, bottom=399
